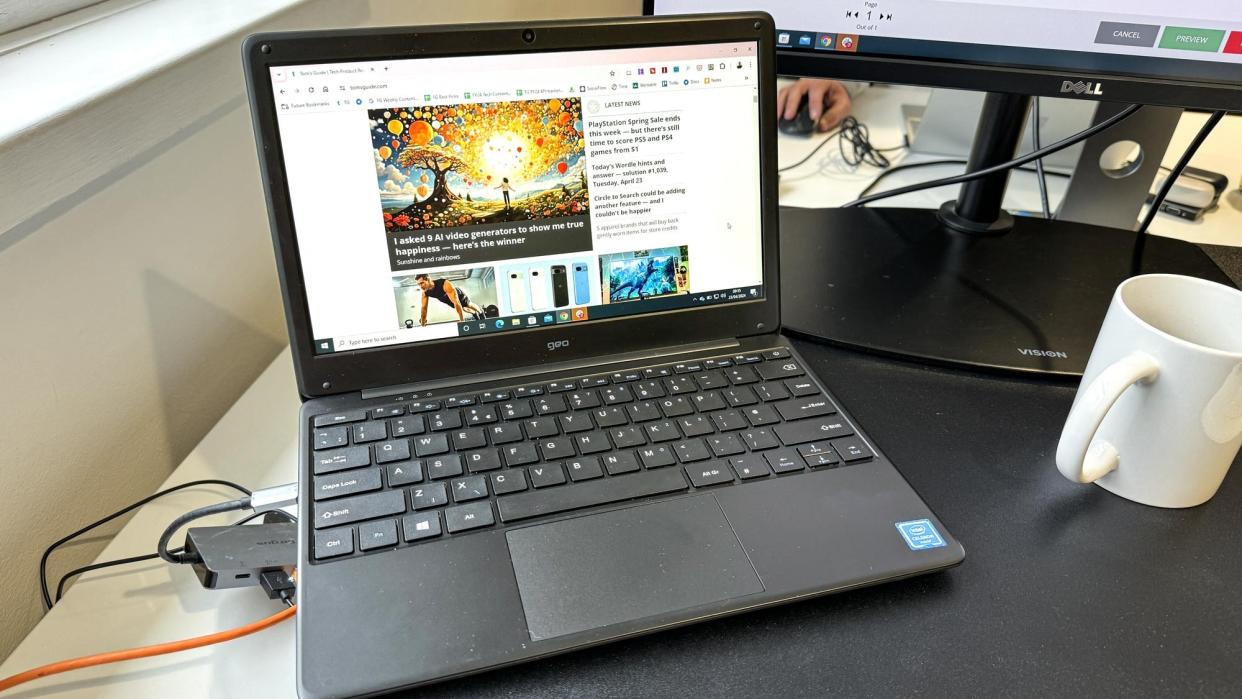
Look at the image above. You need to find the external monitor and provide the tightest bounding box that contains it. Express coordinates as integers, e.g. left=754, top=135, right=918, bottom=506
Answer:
left=650, top=1, right=1241, bottom=376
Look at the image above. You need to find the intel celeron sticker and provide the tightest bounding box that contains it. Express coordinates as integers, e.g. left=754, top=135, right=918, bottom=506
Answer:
left=895, top=519, right=946, bottom=550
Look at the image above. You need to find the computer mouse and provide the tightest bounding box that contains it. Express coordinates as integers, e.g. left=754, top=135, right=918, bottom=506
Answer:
left=778, top=94, right=817, bottom=136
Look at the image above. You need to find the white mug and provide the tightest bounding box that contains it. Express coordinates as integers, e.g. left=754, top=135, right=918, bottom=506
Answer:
left=1056, top=274, right=1242, bottom=508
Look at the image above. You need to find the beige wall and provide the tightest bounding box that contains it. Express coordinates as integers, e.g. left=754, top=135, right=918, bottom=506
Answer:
left=0, top=105, right=289, bottom=658
left=0, top=0, right=640, bottom=664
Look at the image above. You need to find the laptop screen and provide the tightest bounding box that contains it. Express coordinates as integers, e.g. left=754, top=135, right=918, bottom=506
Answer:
left=269, top=41, right=762, bottom=355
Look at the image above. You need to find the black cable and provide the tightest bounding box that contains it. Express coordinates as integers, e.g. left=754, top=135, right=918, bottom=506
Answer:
left=856, top=158, right=1071, bottom=200
left=857, top=159, right=966, bottom=198
left=842, top=103, right=1142, bottom=208
left=1131, top=110, right=1225, bottom=274
left=54, top=549, right=181, bottom=604
left=157, top=498, right=251, bottom=564
left=1031, top=97, right=1052, bottom=219
left=777, top=116, right=906, bottom=173
left=777, top=125, right=844, bottom=173
left=836, top=116, right=898, bottom=169
left=39, top=479, right=252, bottom=610
left=234, top=509, right=297, bottom=525
left=52, top=510, right=295, bottom=604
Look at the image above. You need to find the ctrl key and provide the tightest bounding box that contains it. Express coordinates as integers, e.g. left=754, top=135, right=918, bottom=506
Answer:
left=314, top=527, right=354, bottom=559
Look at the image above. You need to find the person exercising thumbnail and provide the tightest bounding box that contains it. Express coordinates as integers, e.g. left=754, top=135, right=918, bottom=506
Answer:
left=415, top=274, right=484, bottom=325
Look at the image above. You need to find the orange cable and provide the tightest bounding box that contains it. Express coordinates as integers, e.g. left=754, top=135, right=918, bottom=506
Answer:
left=0, top=605, right=295, bottom=693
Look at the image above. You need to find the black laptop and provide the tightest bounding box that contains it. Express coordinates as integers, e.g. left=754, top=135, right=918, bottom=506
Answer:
left=243, top=13, right=963, bottom=698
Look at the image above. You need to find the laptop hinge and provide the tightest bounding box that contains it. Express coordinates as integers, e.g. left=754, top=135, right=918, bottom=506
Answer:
left=361, top=338, right=741, bottom=399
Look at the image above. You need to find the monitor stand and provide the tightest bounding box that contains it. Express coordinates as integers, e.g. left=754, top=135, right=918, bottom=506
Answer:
left=778, top=93, right=1233, bottom=377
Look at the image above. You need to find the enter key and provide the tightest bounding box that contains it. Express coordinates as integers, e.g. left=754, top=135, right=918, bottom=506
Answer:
left=773, top=397, right=837, bottom=421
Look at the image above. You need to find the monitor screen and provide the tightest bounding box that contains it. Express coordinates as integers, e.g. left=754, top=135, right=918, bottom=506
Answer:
left=653, top=1, right=1242, bottom=86
left=268, top=41, right=762, bottom=355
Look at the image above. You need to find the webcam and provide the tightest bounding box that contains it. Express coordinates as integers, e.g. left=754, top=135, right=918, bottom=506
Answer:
left=522, top=28, right=536, bottom=43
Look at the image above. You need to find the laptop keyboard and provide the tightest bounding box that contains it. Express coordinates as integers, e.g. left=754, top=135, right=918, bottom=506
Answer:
left=307, top=348, right=875, bottom=562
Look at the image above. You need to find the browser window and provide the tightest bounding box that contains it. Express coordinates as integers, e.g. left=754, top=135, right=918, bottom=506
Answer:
left=269, top=41, right=763, bottom=354
left=662, top=1, right=1242, bottom=78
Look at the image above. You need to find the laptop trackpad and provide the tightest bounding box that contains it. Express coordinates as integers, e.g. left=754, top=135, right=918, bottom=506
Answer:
left=506, top=494, right=764, bottom=641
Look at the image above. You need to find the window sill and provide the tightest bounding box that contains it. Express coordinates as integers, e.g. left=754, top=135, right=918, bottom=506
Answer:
left=0, top=0, right=310, bottom=145
left=0, top=0, right=368, bottom=243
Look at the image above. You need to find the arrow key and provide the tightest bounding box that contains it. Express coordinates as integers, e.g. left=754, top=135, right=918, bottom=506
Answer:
left=832, top=436, right=875, bottom=462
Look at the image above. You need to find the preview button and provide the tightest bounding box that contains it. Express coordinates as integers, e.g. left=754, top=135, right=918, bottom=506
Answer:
left=1158, top=26, right=1225, bottom=52
left=1094, top=21, right=1159, bottom=48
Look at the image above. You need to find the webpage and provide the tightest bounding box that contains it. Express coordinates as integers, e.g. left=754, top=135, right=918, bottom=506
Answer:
left=270, top=42, right=763, bottom=354
left=658, top=1, right=1242, bottom=67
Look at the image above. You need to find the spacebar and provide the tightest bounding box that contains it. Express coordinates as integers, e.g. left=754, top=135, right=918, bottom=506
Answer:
left=497, top=469, right=689, bottom=523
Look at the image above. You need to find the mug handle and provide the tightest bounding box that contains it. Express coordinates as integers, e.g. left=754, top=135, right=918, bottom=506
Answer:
left=1056, top=351, right=1160, bottom=484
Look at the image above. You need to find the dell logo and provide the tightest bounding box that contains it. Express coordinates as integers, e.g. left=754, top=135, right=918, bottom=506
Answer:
left=1059, top=80, right=1103, bottom=96
left=547, top=340, right=570, bottom=351
left=1019, top=348, right=1068, bottom=358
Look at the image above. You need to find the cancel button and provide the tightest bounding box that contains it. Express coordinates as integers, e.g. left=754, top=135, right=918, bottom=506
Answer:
left=1094, top=21, right=1159, bottom=48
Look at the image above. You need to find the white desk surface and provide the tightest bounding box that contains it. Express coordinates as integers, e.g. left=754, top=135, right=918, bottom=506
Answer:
left=0, top=349, right=303, bottom=698
left=5, top=84, right=1242, bottom=699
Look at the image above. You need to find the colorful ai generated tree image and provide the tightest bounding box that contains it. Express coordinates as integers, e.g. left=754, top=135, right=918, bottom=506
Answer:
left=371, top=98, right=589, bottom=232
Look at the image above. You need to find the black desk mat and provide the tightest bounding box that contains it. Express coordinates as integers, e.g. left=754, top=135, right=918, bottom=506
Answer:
left=413, top=337, right=1242, bottom=698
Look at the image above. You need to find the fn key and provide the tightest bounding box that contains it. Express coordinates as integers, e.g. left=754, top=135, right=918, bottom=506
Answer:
left=445, top=501, right=495, bottom=533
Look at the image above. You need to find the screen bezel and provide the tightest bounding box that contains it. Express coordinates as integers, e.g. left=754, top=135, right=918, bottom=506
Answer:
left=243, top=13, right=779, bottom=399
left=644, top=2, right=1242, bottom=111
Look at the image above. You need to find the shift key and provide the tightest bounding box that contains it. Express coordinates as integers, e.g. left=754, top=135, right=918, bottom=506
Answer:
left=314, top=490, right=404, bottom=529
left=773, top=417, right=854, bottom=445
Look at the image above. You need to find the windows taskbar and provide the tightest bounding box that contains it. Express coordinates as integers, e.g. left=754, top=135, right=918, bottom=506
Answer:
left=311, top=285, right=762, bottom=354
left=456, top=285, right=764, bottom=337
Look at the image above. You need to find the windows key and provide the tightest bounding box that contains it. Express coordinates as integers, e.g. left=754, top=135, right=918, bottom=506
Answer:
left=402, top=512, right=442, bottom=542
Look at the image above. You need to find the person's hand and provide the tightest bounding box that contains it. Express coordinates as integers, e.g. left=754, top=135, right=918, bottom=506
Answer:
left=777, top=78, right=852, bottom=131
left=419, top=318, right=427, bottom=327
